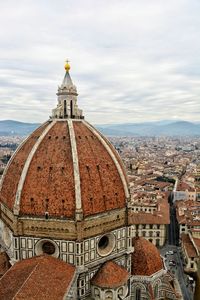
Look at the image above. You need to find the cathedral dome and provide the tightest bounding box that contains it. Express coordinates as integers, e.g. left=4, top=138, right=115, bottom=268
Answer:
left=131, top=237, right=163, bottom=276
left=0, top=119, right=128, bottom=219
left=0, top=63, right=129, bottom=224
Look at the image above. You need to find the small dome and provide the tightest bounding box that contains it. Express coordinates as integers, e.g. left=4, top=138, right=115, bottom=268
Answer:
left=131, top=237, right=163, bottom=276
left=91, top=261, right=129, bottom=288
left=0, top=119, right=129, bottom=219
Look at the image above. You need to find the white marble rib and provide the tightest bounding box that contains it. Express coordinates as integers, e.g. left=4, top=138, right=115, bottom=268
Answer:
left=68, top=120, right=82, bottom=218
left=84, top=121, right=129, bottom=198
left=13, top=121, right=56, bottom=215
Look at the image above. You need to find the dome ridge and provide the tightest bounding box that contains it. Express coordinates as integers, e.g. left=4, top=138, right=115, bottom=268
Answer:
left=0, top=121, right=49, bottom=192
left=84, top=120, right=129, bottom=198
left=13, top=120, right=56, bottom=215
left=68, top=119, right=82, bottom=221
left=0, top=121, right=50, bottom=209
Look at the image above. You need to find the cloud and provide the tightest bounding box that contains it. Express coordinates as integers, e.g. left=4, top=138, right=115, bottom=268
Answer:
left=0, top=0, right=200, bottom=124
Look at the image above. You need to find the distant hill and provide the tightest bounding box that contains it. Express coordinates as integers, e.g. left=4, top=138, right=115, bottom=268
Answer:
left=0, top=120, right=40, bottom=136
left=0, top=120, right=199, bottom=137
left=96, top=121, right=200, bottom=136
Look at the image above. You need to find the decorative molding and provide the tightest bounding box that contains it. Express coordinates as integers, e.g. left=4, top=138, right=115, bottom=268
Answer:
left=68, top=120, right=83, bottom=221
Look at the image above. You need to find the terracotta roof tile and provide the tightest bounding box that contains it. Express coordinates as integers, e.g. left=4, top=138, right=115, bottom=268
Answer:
left=176, top=200, right=200, bottom=226
left=91, top=261, right=129, bottom=288
left=181, top=233, right=198, bottom=258
left=0, top=122, right=49, bottom=210
left=20, top=121, right=75, bottom=218
left=128, top=196, right=170, bottom=225
left=0, top=255, right=75, bottom=300
left=177, top=182, right=195, bottom=192
left=131, top=237, right=163, bottom=276
left=74, top=121, right=126, bottom=217
left=193, top=237, right=200, bottom=251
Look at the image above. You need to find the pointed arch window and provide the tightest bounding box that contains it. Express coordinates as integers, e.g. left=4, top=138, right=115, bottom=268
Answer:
left=135, top=288, right=141, bottom=300
left=154, top=284, right=158, bottom=298
left=70, top=100, right=73, bottom=118
left=64, top=100, right=67, bottom=117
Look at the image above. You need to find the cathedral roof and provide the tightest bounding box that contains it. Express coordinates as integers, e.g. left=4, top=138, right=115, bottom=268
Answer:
left=0, top=255, right=75, bottom=300
left=131, top=237, right=163, bottom=276
left=91, top=261, right=129, bottom=288
left=0, top=119, right=128, bottom=219
left=0, top=64, right=129, bottom=221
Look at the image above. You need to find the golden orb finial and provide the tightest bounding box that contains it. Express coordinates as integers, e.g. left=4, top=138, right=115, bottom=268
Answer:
left=64, top=59, right=70, bottom=72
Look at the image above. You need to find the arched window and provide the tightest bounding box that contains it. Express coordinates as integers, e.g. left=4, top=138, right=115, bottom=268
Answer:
left=105, top=290, right=113, bottom=299
left=70, top=100, right=73, bottom=118
left=64, top=100, right=67, bottom=117
left=135, top=288, right=141, bottom=300
left=118, top=287, right=124, bottom=297
left=154, top=284, right=158, bottom=297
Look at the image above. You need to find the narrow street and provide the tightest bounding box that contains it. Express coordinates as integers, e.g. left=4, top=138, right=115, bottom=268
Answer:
left=168, top=206, right=179, bottom=246
left=161, top=200, right=194, bottom=300
left=160, top=244, right=193, bottom=300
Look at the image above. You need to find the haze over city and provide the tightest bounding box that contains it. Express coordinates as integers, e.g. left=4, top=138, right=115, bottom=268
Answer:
left=0, top=0, right=200, bottom=124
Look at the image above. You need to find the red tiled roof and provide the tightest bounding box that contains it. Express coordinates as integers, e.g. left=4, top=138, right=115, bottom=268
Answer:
left=131, top=237, right=163, bottom=276
left=176, top=200, right=200, bottom=226
left=181, top=233, right=198, bottom=258
left=177, top=181, right=195, bottom=192
left=193, top=237, right=200, bottom=251
left=0, top=255, right=75, bottom=300
left=91, top=261, right=129, bottom=288
left=128, top=196, right=170, bottom=225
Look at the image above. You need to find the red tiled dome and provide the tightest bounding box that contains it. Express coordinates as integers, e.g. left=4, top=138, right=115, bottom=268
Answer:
left=91, top=261, right=129, bottom=288
left=131, top=237, right=163, bottom=276
left=0, top=119, right=129, bottom=219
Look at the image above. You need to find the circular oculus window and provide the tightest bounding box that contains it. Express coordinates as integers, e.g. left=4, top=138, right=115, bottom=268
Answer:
left=42, top=241, right=56, bottom=255
left=97, top=233, right=115, bottom=257
left=35, top=239, right=59, bottom=258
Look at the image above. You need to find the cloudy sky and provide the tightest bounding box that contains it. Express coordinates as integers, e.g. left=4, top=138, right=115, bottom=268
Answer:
left=0, top=0, right=200, bottom=124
